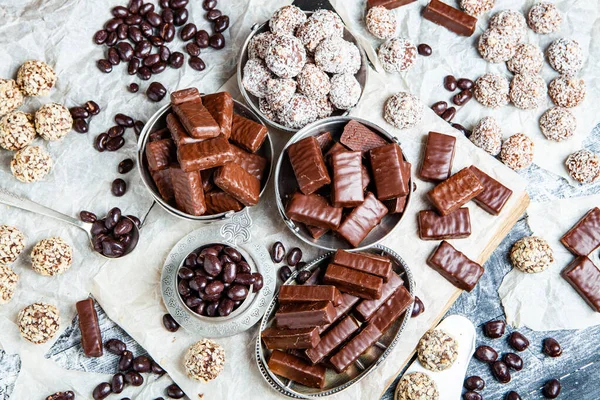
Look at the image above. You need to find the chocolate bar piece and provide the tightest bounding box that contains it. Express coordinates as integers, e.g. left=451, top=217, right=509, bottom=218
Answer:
left=202, top=92, right=234, bottom=139
left=469, top=166, right=513, bottom=215
left=146, top=139, right=175, bottom=171
left=325, top=142, right=350, bottom=161
left=275, top=301, right=336, bottom=329
left=370, top=285, right=413, bottom=333
left=315, top=131, right=333, bottom=151
left=150, top=168, right=175, bottom=203
left=171, top=87, right=201, bottom=104
left=167, top=113, right=202, bottom=146
left=170, top=166, right=206, bottom=216
left=418, top=208, right=471, bottom=240
left=423, top=0, right=477, bottom=37
left=76, top=298, right=103, bottom=357
left=279, top=285, right=343, bottom=305
left=428, top=167, right=484, bottom=216
left=324, top=263, right=384, bottom=300
left=306, top=316, right=360, bottom=365
left=173, top=98, right=221, bottom=139
left=385, top=196, right=407, bottom=214
left=262, top=327, right=320, bottom=350
left=288, top=136, right=331, bottom=195
left=420, top=132, right=456, bottom=182
left=368, top=0, right=416, bottom=9
left=230, top=144, right=268, bottom=181
left=354, top=273, right=404, bottom=322
left=560, top=208, right=600, bottom=256
left=340, top=120, right=387, bottom=153
left=286, top=192, right=342, bottom=230
left=332, top=250, right=393, bottom=282
left=361, top=165, right=371, bottom=190
left=201, top=169, right=214, bottom=192
left=427, top=240, right=483, bottom=291
left=149, top=127, right=170, bottom=142
left=332, top=151, right=365, bottom=207
left=205, top=190, right=244, bottom=214
left=329, top=323, right=382, bottom=373
left=306, top=225, right=329, bottom=239
left=230, top=113, right=268, bottom=153
left=319, top=293, right=360, bottom=334
left=213, top=162, right=260, bottom=206
left=337, top=192, right=388, bottom=247
left=370, top=143, right=411, bottom=200
left=177, top=136, right=233, bottom=172
left=268, top=350, right=327, bottom=389
left=561, top=256, right=600, bottom=312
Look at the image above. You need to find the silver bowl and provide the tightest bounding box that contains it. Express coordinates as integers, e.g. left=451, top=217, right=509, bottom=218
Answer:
left=237, top=11, right=369, bottom=133
left=137, top=98, right=274, bottom=223
left=274, top=116, right=413, bottom=251
left=256, top=244, right=414, bottom=398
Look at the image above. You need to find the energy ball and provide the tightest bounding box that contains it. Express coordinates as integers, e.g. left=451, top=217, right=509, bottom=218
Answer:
left=500, top=133, right=535, bottom=170
left=396, top=372, right=439, bottom=400
left=384, top=92, right=423, bottom=130
left=478, top=27, right=517, bottom=63
left=510, top=236, right=554, bottom=273
left=296, top=9, right=344, bottom=53
left=16, top=60, right=57, bottom=97
left=470, top=116, right=502, bottom=156
left=277, top=93, right=318, bottom=129
left=312, top=97, right=334, bottom=119
left=547, top=38, right=583, bottom=75
left=265, top=34, right=306, bottom=79
left=0, top=265, right=18, bottom=304
left=269, top=5, right=307, bottom=36
left=265, top=78, right=297, bottom=111
left=527, top=2, right=562, bottom=34
left=329, top=73, right=361, bottom=110
left=539, top=107, right=576, bottom=142
left=0, top=111, right=36, bottom=151
left=17, top=302, right=60, bottom=344
left=31, top=237, right=73, bottom=276
left=297, top=63, right=330, bottom=99
left=460, top=0, right=495, bottom=16
left=417, top=329, right=458, bottom=372
left=548, top=76, right=586, bottom=108
left=11, top=146, right=53, bottom=183
left=184, top=339, right=225, bottom=382
left=566, top=149, right=600, bottom=184
left=35, top=103, right=72, bottom=141
left=365, top=6, right=397, bottom=39
left=315, top=37, right=361, bottom=75
left=259, top=98, right=277, bottom=121
left=377, top=38, right=417, bottom=73
left=248, top=32, right=275, bottom=60
left=509, top=73, right=546, bottom=110
left=0, top=79, right=24, bottom=116
left=242, top=59, right=272, bottom=98
left=489, top=10, right=527, bottom=43
left=0, top=225, right=25, bottom=266
left=507, top=43, right=543, bottom=75
left=474, top=73, right=510, bottom=108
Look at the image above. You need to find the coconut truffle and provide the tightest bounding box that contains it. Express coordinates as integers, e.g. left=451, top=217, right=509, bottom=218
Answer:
left=184, top=339, right=225, bottom=382
left=0, top=79, right=24, bottom=117
left=314, top=37, right=361, bottom=75
left=296, top=9, right=344, bottom=53
left=0, top=111, right=36, bottom=151
left=527, top=2, right=562, bottom=34
left=510, top=236, right=554, bottom=273
left=265, top=34, right=307, bottom=79
left=396, top=372, right=439, bottom=400
left=312, top=97, right=334, bottom=119
left=478, top=27, right=518, bottom=63
left=460, top=0, right=495, bottom=16
left=417, top=329, right=458, bottom=372
left=259, top=98, right=277, bottom=121
left=500, top=133, right=534, bottom=170
left=269, top=5, right=307, bottom=36
left=509, top=74, right=546, bottom=110
left=384, top=92, right=423, bottom=130
left=277, top=93, right=318, bottom=129
left=329, top=73, right=361, bottom=110
left=470, top=116, right=502, bottom=156
left=18, top=302, right=60, bottom=344
left=34, top=103, right=72, bottom=141
left=474, top=73, right=510, bottom=108
left=0, top=265, right=18, bottom=304
left=507, top=43, right=543, bottom=74
left=248, top=32, right=275, bottom=60
left=297, top=63, right=330, bottom=99
left=31, top=237, right=73, bottom=276
left=0, top=225, right=25, bottom=266
left=264, top=78, right=297, bottom=111
left=547, top=38, right=583, bottom=75
left=365, top=6, right=397, bottom=39
left=566, top=150, right=600, bottom=184
left=548, top=76, right=585, bottom=108
left=378, top=38, right=417, bottom=73
left=242, top=59, right=272, bottom=98
left=11, top=146, right=53, bottom=183
left=16, top=60, right=57, bottom=97
left=539, top=107, right=576, bottom=142
left=489, top=10, right=527, bottom=43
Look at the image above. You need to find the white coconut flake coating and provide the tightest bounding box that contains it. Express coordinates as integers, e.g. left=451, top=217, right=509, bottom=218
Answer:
left=489, top=10, right=527, bottom=43
left=510, top=236, right=554, bottom=273
left=396, top=372, right=439, bottom=400
left=365, top=6, right=397, bottom=39
left=296, top=9, right=344, bottom=53
left=259, top=98, right=277, bottom=122
left=566, top=149, right=600, bottom=184
left=378, top=38, right=417, bottom=73
left=184, top=339, right=226, bottom=382
left=248, top=32, right=275, bottom=60
left=265, top=78, right=297, bottom=111
left=470, top=116, right=502, bottom=156
left=384, top=92, right=423, bottom=130
left=277, top=93, right=318, bottom=129
left=509, top=73, right=547, bottom=110
left=478, top=27, right=518, bottom=63
left=460, top=0, right=496, bottom=17
left=0, top=111, right=36, bottom=151
left=242, top=59, right=272, bottom=98
left=16, top=60, right=57, bottom=97
left=269, top=5, right=307, bottom=36
left=528, top=2, right=562, bottom=34
left=31, top=237, right=73, bottom=276
left=507, top=43, right=543, bottom=74
left=539, top=107, right=576, bottom=142
left=34, top=103, right=72, bottom=141
left=548, top=75, right=585, bottom=108
left=312, top=97, right=334, bottom=119
left=417, top=329, right=459, bottom=372
left=474, top=73, right=510, bottom=108
left=500, top=133, right=535, bottom=170
left=18, top=302, right=60, bottom=344
left=297, top=63, right=331, bottom=99
left=329, top=73, right=361, bottom=110
left=314, top=37, right=361, bottom=75
left=0, top=225, right=25, bottom=266
left=0, top=265, right=18, bottom=304
left=265, top=34, right=307, bottom=78
left=0, top=79, right=24, bottom=117
left=547, top=38, right=583, bottom=75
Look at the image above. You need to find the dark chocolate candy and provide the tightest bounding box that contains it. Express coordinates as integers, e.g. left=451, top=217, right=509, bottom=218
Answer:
left=325, top=142, right=350, bottom=161
left=202, top=92, right=234, bottom=139
left=323, top=263, right=384, bottom=300
left=149, top=127, right=170, bottom=142
left=261, top=327, right=320, bottom=350
left=332, top=250, right=393, bottom=282
left=370, top=285, right=413, bottom=333
left=306, top=224, right=329, bottom=239
left=340, top=120, right=387, bottom=153
left=172, top=98, right=221, bottom=139
left=150, top=168, right=175, bottom=203
left=331, top=151, right=364, bottom=207
left=230, top=144, right=268, bottom=181
left=146, top=139, right=175, bottom=171
left=268, top=350, right=327, bottom=389
left=76, top=298, right=103, bottom=357
left=354, top=273, right=403, bottom=321
left=561, top=256, right=600, bottom=312
left=423, top=0, right=477, bottom=37
left=560, top=208, right=600, bottom=256
left=469, top=166, right=513, bottom=215
left=329, top=323, right=382, bottom=373
left=279, top=285, right=342, bottom=305
left=213, top=162, right=260, bottom=206
left=177, top=136, right=233, bottom=172
left=288, top=136, right=331, bottom=195
left=169, top=166, right=206, bottom=215
left=230, top=113, right=267, bottom=153
left=370, top=143, right=410, bottom=200
left=337, top=192, right=388, bottom=247
left=426, top=240, right=483, bottom=291
left=318, top=293, right=360, bottom=333
left=306, top=316, right=360, bottom=364
left=385, top=196, right=407, bottom=214
left=367, top=0, right=416, bottom=9
left=418, top=208, right=471, bottom=240
left=275, top=301, right=336, bottom=329
left=315, top=131, right=333, bottom=151
left=201, top=168, right=215, bottom=192
left=419, top=131, right=456, bottom=182
left=205, top=190, right=244, bottom=214
left=285, top=192, right=342, bottom=230
left=427, top=167, right=484, bottom=216
left=167, top=113, right=202, bottom=146
left=170, top=87, right=201, bottom=104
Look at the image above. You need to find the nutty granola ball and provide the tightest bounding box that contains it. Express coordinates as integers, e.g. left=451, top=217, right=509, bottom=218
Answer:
left=566, top=149, right=600, bottom=184
left=31, top=237, right=73, bottom=276
left=184, top=339, right=225, bottom=382
left=315, top=37, right=361, bottom=75
left=384, top=92, right=423, bottom=130
left=417, top=329, right=458, bottom=371
left=35, top=103, right=72, bottom=141
left=0, top=79, right=24, bottom=116
left=17, top=302, right=60, bottom=344
left=470, top=116, right=502, bottom=156
left=11, top=146, right=53, bottom=183
left=265, top=78, right=297, bottom=110
left=296, top=9, right=344, bottom=53
left=489, top=10, right=527, bottom=43
left=509, top=73, right=546, bottom=110
left=0, top=225, right=25, bottom=266
left=539, top=107, right=576, bottom=142
left=474, top=73, right=510, bottom=108
left=297, top=63, right=330, bottom=99
left=460, top=0, right=495, bottom=16
left=242, top=59, right=273, bottom=98
left=277, top=93, right=318, bottom=129
left=396, top=372, right=439, bottom=400
left=0, top=111, right=36, bottom=151
left=547, top=38, right=583, bottom=75
left=329, top=73, right=361, bottom=110
left=269, top=5, right=307, bottom=36
left=478, top=27, right=518, bottom=63
left=248, top=32, right=275, bottom=60
left=500, top=133, right=535, bottom=170
left=16, top=60, right=57, bottom=97
left=365, top=6, right=397, bottom=39
left=510, top=236, right=554, bottom=273
left=0, top=265, right=18, bottom=304
left=528, top=2, right=562, bottom=34
left=265, top=34, right=307, bottom=79
left=507, top=43, right=543, bottom=75
left=548, top=76, right=586, bottom=108
left=378, top=38, right=417, bottom=73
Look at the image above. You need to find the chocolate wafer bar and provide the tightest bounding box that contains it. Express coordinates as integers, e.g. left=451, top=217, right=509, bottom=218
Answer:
left=418, top=208, right=471, bottom=240
left=230, top=144, right=268, bottom=181
left=268, top=350, right=327, bottom=389
left=368, top=0, right=416, bottom=9
left=279, top=285, right=343, bottom=305
left=340, top=120, right=387, bottom=153
left=170, top=166, right=206, bottom=216
left=288, top=136, right=331, bottom=195
left=419, top=132, right=456, bottom=182
left=167, top=113, right=202, bottom=146
left=329, top=323, right=382, bottom=373
left=423, top=0, right=477, bottom=37
left=262, top=327, right=320, bottom=350
left=325, top=142, right=350, bottom=161
left=315, top=131, right=333, bottom=151
left=561, top=208, right=600, bottom=256
left=427, top=240, right=483, bottom=291
left=385, top=196, right=407, bottom=214
left=177, top=136, right=233, bottom=172
left=370, top=285, right=413, bottom=333
left=354, top=273, right=404, bottom=322
left=324, top=263, right=384, bottom=300
left=332, top=151, right=364, bottom=207
left=306, top=316, right=360, bottom=365
left=337, top=192, right=388, bottom=247
left=150, top=168, right=175, bottom=204
left=428, top=167, right=484, bottom=216
left=370, top=143, right=411, bottom=200
left=201, top=169, right=214, bottom=192
left=361, top=164, right=371, bottom=190
left=213, top=162, right=260, bottom=206
left=318, top=293, right=360, bottom=334
left=561, top=256, right=600, bottom=312
left=275, top=301, right=336, bottom=329
left=332, top=250, right=393, bottom=282
left=202, top=92, right=234, bottom=139
left=205, top=190, right=244, bottom=214
left=76, top=298, right=103, bottom=357
left=172, top=98, right=220, bottom=140
left=285, top=192, right=342, bottom=230
left=230, top=113, right=268, bottom=153
left=469, top=166, right=513, bottom=215
left=171, top=87, right=201, bottom=104
left=306, top=225, right=329, bottom=239
left=146, top=139, right=175, bottom=171
left=149, top=127, right=170, bottom=142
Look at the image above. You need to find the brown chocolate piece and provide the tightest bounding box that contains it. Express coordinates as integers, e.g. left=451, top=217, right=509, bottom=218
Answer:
left=205, top=190, right=244, bottom=214
left=423, top=0, right=477, bottom=37
left=213, top=162, right=260, bottom=206
left=146, top=139, right=175, bottom=171
left=262, top=327, right=320, bottom=350
left=202, top=92, right=234, bottom=139
left=560, top=208, right=600, bottom=256
left=337, top=192, right=388, bottom=247
left=149, top=127, right=170, bottom=142
left=201, top=169, right=215, bottom=192
left=177, top=136, right=233, bottom=172
left=268, top=350, right=327, bottom=389
left=170, top=87, right=201, bottom=105
left=428, top=167, right=484, bottom=216
left=286, top=192, right=342, bottom=230
left=329, top=323, right=382, bottom=373
left=306, top=225, right=329, bottom=239
left=420, top=132, right=456, bottom=182
left=315, top=131, right=333, bottom=151
left=172, top=98, right=221, bottom=139
left=332, top=250, right=393, bottom=282
left=370, top=285, right=413, bottom=333
left=340, top=120, right=387, bottom=153
left=370, top=143, right=410, bottom=200
left=275, top=301, right=336, bottom=329
left=469, top=166, right=513, bottom=215
left=361, top=165, right=371, bottom=190
left=306, top=316, right=360, bottom=365
left=318, top=293, right=360, bottom=333
left=325, top=142, right=350, bottom=161
left=150, top=168, right=175, bottom=203
left=288, top=136, right=331, bottom=195
left=355, top=273, right=404, bottom=322
left=76, top=298, right=103, bottom=357
left=561, top=256, right=600, bottom=312
left=170, top=166, right=206, bottom=216
left=368, top=0, right=416, bottom=9
left=167, top=113, right=202, bottom=146
left=230, top=144, right=268, bottom=181
left=279, top=285, right=343, bottom=305
left=418, top=208, right=471, bottom=240
left=385, top=196, right=407, bottom=214
left=324, top=263, right=384, bottom=300
left=427, top=240, right=484, bottom=291
left=332, top=151, right=364, bottom=207
left=230, top=113, right=268, bottom=153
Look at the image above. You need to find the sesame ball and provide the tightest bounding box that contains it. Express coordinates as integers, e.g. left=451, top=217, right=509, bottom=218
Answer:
left=0, top=111, right=36, bottom=151
left=417, top=329, right=458, bottom=372
left=474, top=73, right=510, bottom=108
left=507, top=43, right=543, bottom=74
left=314, top=37, right=361, bottom=75
left=296, top=9, right=344, bottom=53
left=547, top=38, right=583, bottom=75
left=510, top=236, right=554, bottom=273
left=242, top=59, right=272, bottom=98
left=0, top=225, right=25, bottom=266
left=35, top=103, right=72, bottom=141
left=0, top=79, right=24, bottom=116
left=378, top=38, right=417, bottom=72
left=478, top=27, right=518, bottom=63
left=500, top=133, right=535, bottom=170
left=470, top=116, right=502, bottom=156
left=539, top=107, right=576, bottom=142
left=297, top=63, right=331, bottom=99
left=265, top=34, right=307, bottom=79
left=460, top=0, right=495, bottom=16
left=0, top=265, right=18, bottom=304
left=527, top=2, right=562, bottom=34
left=329, top=73, right=361, bottom=110
left=31, top=237, right=73, bottom=276
left=184, top=339, right=226, bottom=382
left=264, top=78, right=297, bottom=110
left=548, top=76, right=585, bottom=108
left=16, top=60, right=57, bottom=97
left=396, top=372, right=439, bottom=400
left=566, top=150, right=600, bottom=184
left=11, top=146, right=53, bottom=183
left=17, top=302, right=60, bottom=344
left=269, top=5, right=307, bottom=36
left=384, top=92, right=423, bottom=130
left=509, top=74, right=546, bottom=110
left=365, top=6, right=397, bottom=39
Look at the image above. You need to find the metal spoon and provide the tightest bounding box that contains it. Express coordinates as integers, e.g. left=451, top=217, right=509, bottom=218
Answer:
left=0, top=188, right=139, bottom=259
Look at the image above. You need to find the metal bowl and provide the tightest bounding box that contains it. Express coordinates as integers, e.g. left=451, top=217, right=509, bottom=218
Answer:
left=137, top=98, right=274, bottom=223
left=274, top=116, right=413, bottom=251
left=256, top=244, right=414, bottom=398
left=236, top=11, right=369, bottom=133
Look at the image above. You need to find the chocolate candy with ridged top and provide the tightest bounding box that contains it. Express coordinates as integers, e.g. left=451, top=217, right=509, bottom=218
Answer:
left=420, top=131, right=456, bottom=182
left=418, top=208, right=471, bottom=240
left=337, top=192, right=388, bottom=248
left=426, top=240, right=483, bottom=291
left=469, top=166, right=513, bottom=216
left=428, top=167, right=484, bottom=216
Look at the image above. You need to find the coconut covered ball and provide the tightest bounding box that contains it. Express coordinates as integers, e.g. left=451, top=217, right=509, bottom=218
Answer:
left=507, top=43, right=544, bottom=75
left=277, top=93, right=318, bottom=129
left=16, top=60, right=57, bottom=97
left=527, top=2, right=562, bottom=34
left=35, top=103, right=72, bottom=141
left=242, top=59, right=272, bottom=98
left=539, top=107, right=576, bottom=142
left=478, top=27, right=518, bottom=63
left=314, top=37, right=361, bottom=75
left=470, top=116, right=502, bottom=156
left=0, top=225, right=25, bottom=266
left=0, top=265, right=18, bottom=304
left=378, top=38, right=417, bottom=73
left=474, top=73, right=510, bottom=108
left=510, top=236, right=554, bottom=273
left=547, top=38, right=584, bottom=75
left=565, top=150, right=600, bottom=184
left=0, top=111, right=36, bottom=151
left=384, top=92, right=423, bottom=130
left=248, top=32, right=275, bottom=60
left=489, top=10, right=527, bottom=43
left=297, top=63, right=330, bottom=99
left=10, top=146, right=53, bottom=183
left=17, top=302, right=60, bottom=344
left=0, top=79, right=24, bottom=116
left=460, top=0, right=495, bottom=16
left=296, top=9, right=344, bottom=53
left=265, top=34, right=307, bottom=79
left=500, top=133, right=535, bottom=170
left=269, top=5, right=307, bottom=36
left=329, top=73, right=361, bottom=110
left=365, top=6, right=397, bottom=39
left=396, top=372, right=439, bottom=400
left=31, top=237, right=73, bottom=276
left=548, top=76, right=586, bottom=108
left=264, top=78, right=297, bottom=110
left=509, top=74, right=546, bottom=110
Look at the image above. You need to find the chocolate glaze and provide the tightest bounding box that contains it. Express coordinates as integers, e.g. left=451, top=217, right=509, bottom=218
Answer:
left=561, top=256, right=600, bottom=312
left=329, top=323, right=382, bottom=373
left=288, top=136, right=331, bottom=195
left=285, top=192, right=342, bottom=230
left=418, top=208, right=471, bottom=240
left=76, top=298, right=103, bottom=357
left=202, top=92, right=234, bottom=139
left=213, top=162, right=260, bottom=206
left=370, top=143, right=411, bottom=200
left=332, top=151, right=364, bottom=207
left=230, top=113, right=268, bottom=153
left=268, top=350, right=326, bottom=389
left=170, top=166, right=206, bottom=216
left=426, top=240, right=483, bottom=291
left=355, top=273, right=404, bottom=322
left=423, top=0, right=477, bottom=37
left=370, top=285, right=413, bottom=332
left=332, top=250, right=393, bottom=282
left=337, top=192, right=388, bottom=247
left=561, top=208, right=600, bottom=256
left=428, top=167, right=484, bottom=216
left=324, top=263, right=384, bottom=300
left=419, top=132, right=456, bottom=182
left=469, top=166, right=513, bottom=215
left=177, top=136, right=233, bottom=172
left=306, top=316, right=360, bottom=365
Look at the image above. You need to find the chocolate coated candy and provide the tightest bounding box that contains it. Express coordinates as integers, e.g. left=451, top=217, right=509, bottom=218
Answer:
left=417, top=43, right=432, bottom=56
left=463, top=392, right=482, bottom=400
left=453, top=89, right=472, bottom=106
left=427, top=167, right=484, bottom=216
left=491, top=360, right=511, bottom=383
left=483, top=319, right=506, bottom=338
left=296, top=270, right=311, bottom=284
left=418, top=208, right=471, bottom=240
left=119, top=350, right=133, bottom=370
left=163, top=313, right=179, bottom=332
left=80, top=210, right=97, bottom=223
left=271, top=241, right=285, bottom=263
left=508, top=331, right=529, bottom=351
left=287, top=136, right=330, bottom=195
left=279, top=266, right=292, bottom=282
left=423, top=0, right=477, bottom=36
left=411, top=296, right=425, bottom=317
left=209, top=33, right=225, bottom=49
left=419, top=131, right=456, bottom=182
left=444, top=75, right=457, bottom=91
left=506, top=392, right=521, bottom=400
left=105, top=338, right=126, bottom=355
left=503, top=352, right=523, bottom=371
left=331, top=151, right=364, bottom=207
left=132, top=355, right=152, bottom=372
left=112, top=373, right=125, bottom=393
left=561, top=256, right=600, bottom=312
left=166, top=384, right=185, bottom=399
left=124, top=371, right=144, bottom=386
left=464, top=376, right=485, bottom=391
left=147, top=82, right=167, bottom=102
left=92, top=382, right=111, bottom=400
left=542, top=379, right=561, bottom=398
left=118, top=158, right=134, bottom=174
left=560, top=208, right=600, bottom=256
left=426, top=240, right=483, bottom=291
left=340, top=120, right=387, bottom=153
left=112, top=179, right=127, bottom=197
left=287, top=248, right=302, bottom=267
left=337, top=192, right=389, bottom=248
left=474, top=345, right=498, bottom=363
left=213, top=162, right=260, bottom=207
left=543, top=337, right=562, bottom=357
left=431, top=101, right=447, bottom=115
left=76, top=298, right=103, bottom=357
left=469, top=166, right=513, bottom=216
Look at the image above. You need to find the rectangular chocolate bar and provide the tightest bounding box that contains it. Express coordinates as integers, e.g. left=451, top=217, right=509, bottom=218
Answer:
left=177, top=136, right=233, bottom=172
left=146, top=139, right=175, bottom=171
left=230, top=113, right=268, bottom=153
left=275, top=301, right=336, bottom=329
left=285, top=192, right=342, bottom=230
left=354, top=273, right=404, bottom=322
left=427, top=167, right=484, bottom=216
left=169, top=166, right=206, bottom=216
left=268, top=350, right=327, bottom=389
left=368, top=0, right=416, bottom=9
left=150, top=168, right=175, bottom=204
left=306, top=316, right=360, bottom=365
left=423, top=0, right=477, bottom=37
left=324, top=263, right=384, bottom=300
left=230, top=144, right=268, bottom=181
left=332, top=250, right=393, bottom=282
left=315, top=131, right=333, bottom=151
left=340, top=120, right=387, bottom=153
left=332, top=151, right=364, bottom=207
left=337, top=192, right=388, bottom=247
left=385, top=196, right=407, bottom=214
left=172, top=98, right=221, bottom=139
left=318, top=293, right=360, bottom=333
left=370, top=285, right=413, bottom=333
left=202, top=92, right=234, bottom=139
left=205, top=190, right=243, bottom=214
left=306, top=225, right=329, bottom=239
left=279, top=285, right=342, bottom=305
left=329, top=323, right=382, bottom=373
left=213, top=162, right=260, bottom=206
left=420, top=132, right=456, bottom=182
left=167, top=113, right=202, bottom=146
left=361, top=164, right=371, bottom=190
left=561, top=256, right=600, bottom=312
left=325, top=142, right=350, bottom=161
left=76, top=298, right=103, bottom=358
left=201, top=168, right=214, bottom=192
left=427, top=241, right=484, bottom=291
left=469, top=166, right=513, bottom=215
left=171, top=87, right=201, bottom=104
left=561, top=208, right=600, bottom=256
left=418, top=208, right=472, bottom=240
left=262, top=327, right=320, bottom=350
left=288, top=136, right=331, bottom=195
left=149, top=127, right=170, bottom=142
left=370, top=143, right=411, bottom=200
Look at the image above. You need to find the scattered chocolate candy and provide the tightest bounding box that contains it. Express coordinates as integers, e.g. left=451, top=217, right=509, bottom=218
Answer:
left=124, top=371, right=144, bottom=386
left=417, top=43, right=432, bottom=56
left=119, top=350, right=133, bottom=370
left=112, top=373, right=125, bottom=394
left=118, top=158, right=134, bottom=174
left=209, top=33, right=225, bottom=49
left=411, top=296, right=425, bottom=317
left=80, top=210, right=97, bottom=223
left=279, top=266, right=292, bottom=282
left=169, top=51, right=184, bottom=68
left=92, top=383, right=111, bottom=400
left=73, top=119, right=89, bottom=133
left=505, top=391, right=522, bottom=400
left=134, top=120, right=145, bottom=136
left=271, top=242, right=285, bottom=263
left=431, top=101, right=447, bottom=115
left=474, top=345, right=498, bottom=363
left=491, top=360, right=511, bottom=383
left=166, top=383, right=185, bottom=399
left=146, top=82, right=167, bottom=102
left=441, top=106, right=456, bottom=122
left=463, top=392, right=482, bottom=400
left=508, top=331, right=530, bottom=352
left=453, top=89, right=472, bottom=106
left=464, top=376, right=485, bottom=391
left=115, top=113, right=134, bottom=127
left=483, top=320, right=506, bottom=338
left=296, top=270, right=311, bottom=284
left=188, top=56, right=206, bottom=71
left=286, top=247, right=302, bottom=267
left=444, top=75, right=458, bottom=91
left=503, top=352, right=523, bottom=371
left=451, top=123, right=471, bottom=137
left=91, top=208, right=138, bottom=258
left=458, top=78, right=474, bottom=90
left=152, top=361, right=165, bottom=375
left=163, top=313, right=179, bottom=332
left=112, top=178, right=127, bottom=197
left=46, top=391, right=75, bottom=400
left=70, top=106, right=89, bottom=119
left=132, top=355, right=152, bottom=373
left=108, top=125, right=125, bottom=138
left=543, top=337, right=562, bottom=357
left=105, top=338, right=127, bottom=355
left=542, top=379, right=561, bottom=398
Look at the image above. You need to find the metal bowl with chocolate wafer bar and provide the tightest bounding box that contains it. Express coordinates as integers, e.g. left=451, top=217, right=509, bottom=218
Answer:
left=274, top=116, right=413, bottom=251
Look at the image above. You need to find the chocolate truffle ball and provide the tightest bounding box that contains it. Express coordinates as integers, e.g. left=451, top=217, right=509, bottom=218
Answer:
left=16, top=60, right=57, bottom=97
left=312, top=96, right=334, bottom=119
left=35, top=103, right=72, bottom=141
left=500, top=133, right=535, bottom=170
left=384, top=92, right=423, bottom=130
left=184, top=339, right=225, bottom=382
left=507, top=43, right=544, bottom=74
left=297, top=63, right=330, bottom=99
left=396, top=372, right=439, bottom=400
left=548, top=76, right=586, bottom=108
left=259, top=98, right=277, bottom=121
left=365, top=6, right=397, bottom=39
left=0, top=225, right=25, bottom=266
left=0, top=110, right=36, bottom=151
left=17, top=302, right=60, bottom=344
left=510, top=236, right=554, bottom=273
left=0, top=79, right=24, bottom=116
left=10, top=146, right=53, bottom=183
left=242, top=59, right=272, bottom=98
left=31, top=237, right=73, bottom=276
left=547, top=38, right=583, bottom=75
left=296, top=9, right=344, bottom=53
left=378, top=37, right=417, bottom=73
left=277, top=93, right=318, bottom=129
left=417, top=329, right=458, bottom=372
left=460, top=0, right=495, bottom=16
left=329, top=73, right=361, bottom=110
left=314, top=37, right=361, bottom=75
left=470, top=116, right=502, bottom=156
left=509, top=73, right=546, bottom=110
left=269, top=5, right=307, bottom=36
left=248, top=32, right=275, bottom=60
left=566, top=149, right=600, bottom=184
left=474, top=73, right=510, bottom=108
left=528, top=2, right=562, bottom=34
left=0, top=265, right=18, bottom=304
left=489, top=10, right=527, bottom=43
left=478, top=27, right=518, bottom=63
left=265, top=78, right=297, bottom=110
left=265, top=34, right=306, bottom=79
left=539, top=107, right=576, bottom=142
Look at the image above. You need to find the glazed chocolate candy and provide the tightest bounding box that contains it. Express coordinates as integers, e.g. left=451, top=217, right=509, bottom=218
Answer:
left=483, top=319, right=506, bottom=338
left=543, top=338, right=562, bottom=357
left=419, top=131, right=456, bottom=182
left=146, top=82, right=167, bottom=102
left=268, top=350, right=326, bottom=389
left=370, top=143, right=410, bottom=200
left=105, top=338, right=126, bottom=355
left=463, top=392, right=482, bottom=400
left=491, top=360, right=511, bottom=383
left=506, top=391, right=522, bottom=400
left=560, top=207, right=600, bottom=256
left=331, top=151, right=364, bottom=207
left=423, top=0, right=477, bottom=36
left=285, top=193, right=342, bottom=230
left=166, top=384, right=185, bottom=399
left=262, top=326, right=320, bottom=350
left=411, top=296, right=425, bottom=317
left=336, top=192, right=388, bottom=247
left=469, top=166, right=513, bottom=216
left=503, top=352, right=523, bottom=371
left=340, top=120, right=387, bottom=153
left=46, top=392, right=75, bottom=400
left=92, top=383, right=111, bottom=400
left=118, top=158, right=134, bottom=174
left=119, top=350, right=133, bottom=370
left=427, top=167, right=484, bottom=216
left=426, top=240, right=483, bottom=291
left=162, top=313, right=179, bottom=332
left=444, top=75, right=458, bottom=91
left=287, top=136, right=331, bottom=195
left=464, top=376, right=485, bottom=391
left=417, top=43, right=432, bottom=56
left=271, top=241, right=285, bottom=263
left=475, top=345, right=498, bottom=363
left=508, top=331, right=529, bottom=351
left=418, top=208, right=471, bottom=240
left=286, top=248, right=302, bottom=267
left=542, top=379, right=561, bottom=398
left=561, top=256, right=600, bottom=312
